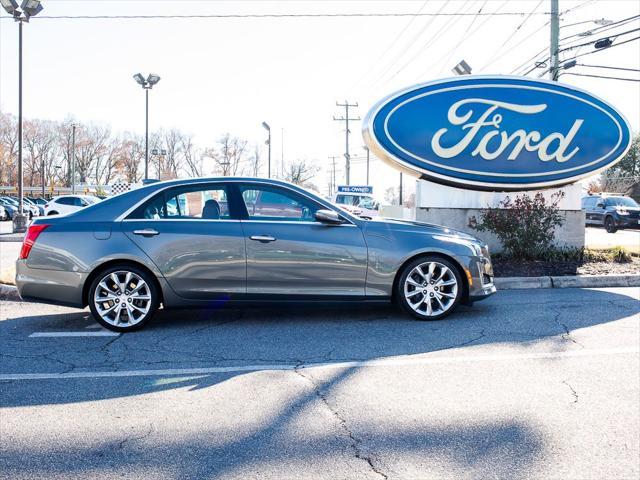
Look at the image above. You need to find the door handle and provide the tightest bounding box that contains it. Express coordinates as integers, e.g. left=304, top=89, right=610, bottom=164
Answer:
left=250, top=235, right=276, bottom=243
left=133, top=228, right=159, bottom=237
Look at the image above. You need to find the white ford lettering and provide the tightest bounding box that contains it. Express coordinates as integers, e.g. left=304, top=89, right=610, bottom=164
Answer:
left=430, top=98, right=584, bottom=163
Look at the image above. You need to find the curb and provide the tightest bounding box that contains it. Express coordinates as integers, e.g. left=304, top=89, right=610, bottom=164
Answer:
left=0, top=234, right=24, bottom=243
left=0, top=283, right=20, bottom=301
left=496, top=274, right=640, bottom=290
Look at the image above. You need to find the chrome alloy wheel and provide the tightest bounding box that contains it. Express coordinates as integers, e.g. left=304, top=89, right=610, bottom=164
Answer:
left=403, top=261, right=459, bottom=317
left=93, top=270, right=152, bottom=327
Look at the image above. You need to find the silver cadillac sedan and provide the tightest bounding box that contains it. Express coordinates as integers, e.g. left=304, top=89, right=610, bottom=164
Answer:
left=16, top=177, right=496, bottom=332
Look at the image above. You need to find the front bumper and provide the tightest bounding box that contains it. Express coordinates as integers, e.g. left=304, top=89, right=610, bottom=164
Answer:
left=463, top=251, right=496, bottom=301
left=613, top=216, right=640, bottom=228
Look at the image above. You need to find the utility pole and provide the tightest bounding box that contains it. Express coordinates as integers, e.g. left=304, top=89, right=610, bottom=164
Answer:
left=41, top=158, right=45, bottom=197
left=550, top=0, right=560, bottom=81
left=399, top=172, right=403, bottom=206
left=333, top=101, right=360, bottom=185
left=328, top=156, right=339, bottom=195
left=364, top=146, right=370, bottom=185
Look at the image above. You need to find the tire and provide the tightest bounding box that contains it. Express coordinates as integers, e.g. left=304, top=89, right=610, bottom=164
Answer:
left=396, top=255, right=464, bottom=321
left=605, top=216, right=617, bottom=233
left=88, top=264, right=160, bottom=332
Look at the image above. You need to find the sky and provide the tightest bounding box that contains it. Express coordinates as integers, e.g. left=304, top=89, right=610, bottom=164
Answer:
left=1, top=0, right=639, bottom=197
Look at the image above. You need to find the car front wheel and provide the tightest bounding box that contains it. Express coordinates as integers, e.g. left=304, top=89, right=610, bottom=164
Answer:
left=605, top=216, right=617, bottom=233
left=88, top=265, right=159, bottom=332
left=396, top=256, right=464, bottom=321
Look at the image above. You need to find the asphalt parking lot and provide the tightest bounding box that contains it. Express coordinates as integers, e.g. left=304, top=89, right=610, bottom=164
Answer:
left=1, top=287, right=638, bottom=480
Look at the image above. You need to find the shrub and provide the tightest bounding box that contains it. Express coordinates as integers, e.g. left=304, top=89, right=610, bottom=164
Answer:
left=610, top=246, right=633, bottom=263
left=469, top=192, right=565, bottom=259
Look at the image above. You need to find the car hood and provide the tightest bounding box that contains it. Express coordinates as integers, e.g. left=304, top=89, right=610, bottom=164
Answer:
left=366, top=216, right=481, bottom=242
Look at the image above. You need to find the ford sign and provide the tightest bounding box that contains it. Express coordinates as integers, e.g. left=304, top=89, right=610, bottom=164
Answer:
left=362, top=76, right=632, bottom=191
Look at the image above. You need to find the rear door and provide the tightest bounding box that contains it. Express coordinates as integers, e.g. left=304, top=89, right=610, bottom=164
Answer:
left=122, top=182, right=246, bottom=300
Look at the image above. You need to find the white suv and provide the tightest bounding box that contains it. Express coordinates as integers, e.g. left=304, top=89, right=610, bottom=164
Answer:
left=45, top=195, right=101, bottom=216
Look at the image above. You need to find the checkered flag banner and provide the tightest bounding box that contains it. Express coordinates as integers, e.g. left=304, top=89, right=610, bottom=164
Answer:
left=110, top=181, right=133, bottom=196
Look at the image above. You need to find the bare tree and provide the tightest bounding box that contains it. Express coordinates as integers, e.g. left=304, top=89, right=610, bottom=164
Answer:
left=206, top=133, right=247, bottom=176
left=180, top=133, right=202, bottom=177
left=120, top=134, right=145, bottom=183
left=0, top=112, right=18, bottom=185
left=247, top=143, right=262, bottom=177
left=284, top=158, right=319, bottom=188
left=23, top=119, right=59, bottom=188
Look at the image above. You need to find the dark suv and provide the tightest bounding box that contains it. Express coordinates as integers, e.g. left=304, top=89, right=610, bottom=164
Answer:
left=582, top=194, right=640, bottom=233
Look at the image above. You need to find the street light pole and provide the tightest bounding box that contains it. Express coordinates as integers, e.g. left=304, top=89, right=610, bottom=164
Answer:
left=2, top=1, right=44, bottom=232
left=145, top=88, right=149, bottom=180
left=17, top=19, right=23, bottom=219
left=133, top=73, right=161, bottom=181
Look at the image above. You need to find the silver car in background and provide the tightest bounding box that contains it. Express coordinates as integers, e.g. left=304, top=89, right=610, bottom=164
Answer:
left=16, top=177, right=496, bottom=332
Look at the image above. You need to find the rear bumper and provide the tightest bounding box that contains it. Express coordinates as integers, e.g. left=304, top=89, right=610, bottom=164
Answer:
left=15, top=260, right=86, bottom=308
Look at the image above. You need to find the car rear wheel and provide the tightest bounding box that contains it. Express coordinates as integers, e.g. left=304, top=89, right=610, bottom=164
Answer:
left=396, top=256, right=464, bottom=321
left=605, top=216, right=617, bottom=233
left=88, top=265, right=159, bottom=332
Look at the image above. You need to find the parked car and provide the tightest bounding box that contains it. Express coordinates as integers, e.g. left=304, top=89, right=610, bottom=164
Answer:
left=44, top=195, right=101, bottom=216
left=0, top=196, right=38, bottom=219
left=23, top=197, right=45, bottom=216
left=0, top=199, right=17, bottom=220
left=16, top=177, right=496, bottom=332
left=582, top=194, right=640, bottom=233
left=333, top=190, right=381, bottom=219
left=0, top=204, right=6, bottom=221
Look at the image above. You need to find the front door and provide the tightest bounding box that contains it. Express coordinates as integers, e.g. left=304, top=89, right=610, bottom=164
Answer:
left=122, top=183, right=246, bottom=300
left=238, top=183, right=368, bottom=296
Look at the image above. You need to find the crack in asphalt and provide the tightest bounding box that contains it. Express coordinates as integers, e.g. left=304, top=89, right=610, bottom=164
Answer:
left=552, top=309, right=585, bottom=349
left=562, top=380, right=579, bottom=404
left=117, top=424, right=155, bottom=450
left=293, top=363, right=389, bottom=480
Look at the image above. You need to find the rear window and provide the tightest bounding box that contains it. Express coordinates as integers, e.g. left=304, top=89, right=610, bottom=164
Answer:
left=56, top=197, right=75, bottom=205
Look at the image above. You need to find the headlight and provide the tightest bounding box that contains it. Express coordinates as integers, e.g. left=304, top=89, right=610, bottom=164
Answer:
left=617, top=209, right=629, bottom=215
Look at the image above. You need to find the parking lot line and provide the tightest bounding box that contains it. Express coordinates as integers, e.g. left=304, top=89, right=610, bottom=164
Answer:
left=29, top=331, right=120, bottom=338
left=1, top=345, right=637, bottom=381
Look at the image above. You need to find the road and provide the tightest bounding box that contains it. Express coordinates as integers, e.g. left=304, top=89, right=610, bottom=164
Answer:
left=1, top=288, right=638, bottom=480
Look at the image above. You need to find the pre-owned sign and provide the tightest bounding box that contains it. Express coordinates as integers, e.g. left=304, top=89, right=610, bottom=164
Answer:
left=362, top=76, right=631, bottom=191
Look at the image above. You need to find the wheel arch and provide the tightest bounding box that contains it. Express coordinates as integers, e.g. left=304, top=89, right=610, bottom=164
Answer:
left=391, top=251, right=469, bottom=304
left=82, top=259, right=163, bottom=308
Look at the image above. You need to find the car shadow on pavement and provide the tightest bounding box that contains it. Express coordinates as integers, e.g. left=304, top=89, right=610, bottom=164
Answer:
left=0, top=287, right=637, bottom=410
left=0, top=363, right=546, bottom=480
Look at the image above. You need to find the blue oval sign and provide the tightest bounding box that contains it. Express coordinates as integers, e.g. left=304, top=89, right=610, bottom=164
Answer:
left=362, top=76, right=632, bottom=191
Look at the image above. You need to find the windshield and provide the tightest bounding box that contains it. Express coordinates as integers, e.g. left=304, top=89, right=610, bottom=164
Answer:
left=335, top=194, right=362, bottom=206
left=606, top=197, right=638, bottom=208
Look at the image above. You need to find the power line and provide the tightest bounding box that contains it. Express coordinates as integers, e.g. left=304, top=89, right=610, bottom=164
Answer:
left=479, top=0, right=544, bottom=71
left=511, top=14, right=639, bottom=75
left=576, top=64, right=640, bottom=72
left=375, top=0, right=475, bottom=87
left=558, top=26, right=640, bottom=53
left=347, top=0, right=430, bottom=94
left=1, top=11, right=555, bottom=21
left=561, top=72, right=640, bottom=82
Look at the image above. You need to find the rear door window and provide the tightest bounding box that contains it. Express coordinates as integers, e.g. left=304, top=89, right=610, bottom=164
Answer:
left=127, top=184, right=235, bottom=220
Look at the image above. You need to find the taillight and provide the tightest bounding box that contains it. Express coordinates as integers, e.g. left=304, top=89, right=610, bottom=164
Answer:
left=19, top=224, right=50, bottom=260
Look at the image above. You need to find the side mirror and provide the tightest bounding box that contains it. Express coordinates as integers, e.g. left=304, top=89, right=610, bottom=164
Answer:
left=315, top=209, right=343, bottom=225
